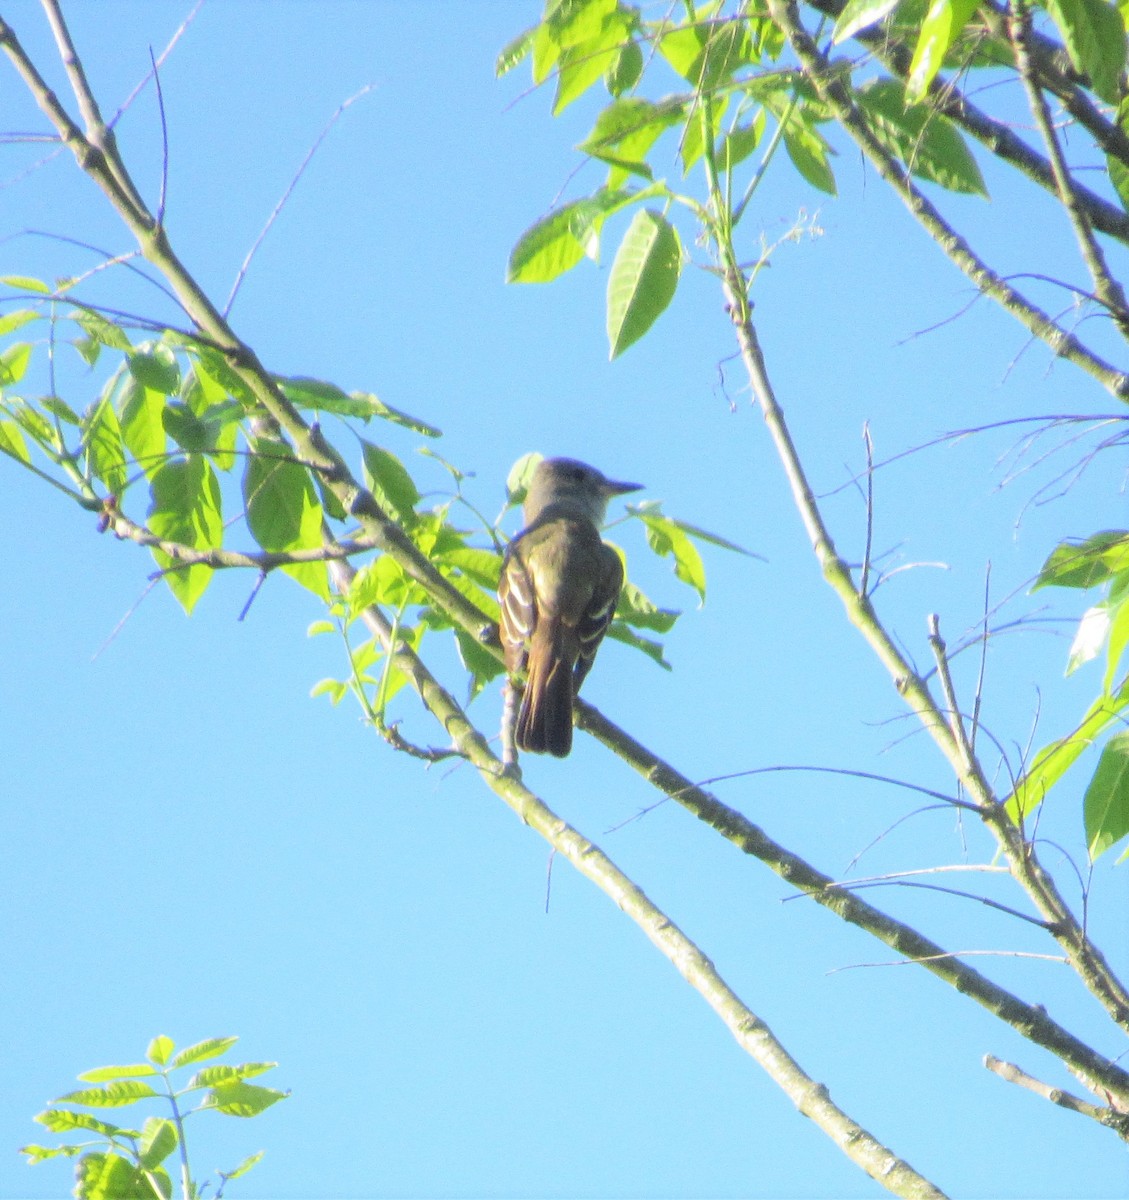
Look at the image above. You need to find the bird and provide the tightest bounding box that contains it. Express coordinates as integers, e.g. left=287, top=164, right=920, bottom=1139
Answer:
left=498, top=457, right=642, bottom=758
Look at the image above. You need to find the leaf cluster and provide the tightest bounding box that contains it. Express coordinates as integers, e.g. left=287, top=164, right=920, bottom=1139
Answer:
left=1014, top=532, right=1129, bottom=860
left=21, top=1035, right=284, bottom=1200
left=502, top=0, right=989, bottom=357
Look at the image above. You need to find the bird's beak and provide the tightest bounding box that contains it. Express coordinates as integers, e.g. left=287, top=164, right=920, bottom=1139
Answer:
left=603, top=478, right=644, bottom=497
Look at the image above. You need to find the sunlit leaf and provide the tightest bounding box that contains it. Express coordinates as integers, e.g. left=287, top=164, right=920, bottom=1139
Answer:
left=120, top=379, right=168, bottom=478
left=138, top=1117, right=178, bottom=1170
left=361, top=441, right=420, bottom=523
left=1044, top=0, right=1126, bottom=103
left=74, top=1151, right=166, bottom=1200
left=857, top=77, right=987, bottom=194
left=0, top=342, right=33, bottom=386
left=1084, top=731, right=1129, bottom=859
left=0, top=308, right=39, bottom=337
left=607, top=622, right=671, bottom=668
left=129, top=345, right=180, bottom=396
left=1067, top=604, right=1111, bottom=675
left=906, top=0, right=980, bottom=100
left=169, top=1035, right=238, bottom=1068
left=497, top=24, right=536, bottom=76
left=0, top=417, right=30, bottom=464
left=56, top=1081, right=159, bottom=1107
left=222, top=1150, right=266, bottom=1181
left=1007, top=679, right=1129, bottom=820
left=185, top=1062, right=277, bottom=1089
left=202, top=1081, right=289, bottom=1118
left=607, top=208, right=682, bottom=359
left=605, top=38, right=643, bottom=95
left=148, top=456, right=223, bottom=613
left=833, top=0, right=902, bottom=42
left=77, top=1064, right=159, bottom=1083
left=1033, top=531, right=1129, bottom=590
left=244, top=438, right=323, bottom=551
left=147, top=1035, right=175, bottom=1066
left=638, top=509, right=706, bottom=601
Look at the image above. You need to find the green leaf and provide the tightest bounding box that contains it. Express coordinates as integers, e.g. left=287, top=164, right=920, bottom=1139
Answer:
left=616, top=580, right=680, bottom=632
left=162, top=400, right=212, bottom=454
left=1066, top=604, right=1110, bottom=675
left=75, top=309, right=133, bottom=352
left=147, top=1035, right=174, bottom=1067
left=243, top=438, right=323, bottom=551
left=311, top=676, right=350, bottom=705
left=506, top=451, right=543, bottom=505
left=579, top=97, right=685, bottom=184
left=277, top=376, right=441, bottom=436
left=606, top=621, right=671, bottom=668
left=0, top=417, right=30, bottom=464
left=1044, top=0, right=1126, bottom=103
left=42, top=393, right=81, bottom=424
left=857, top=77, right=987, bottom=194
left=438, top=545, right=504, bottom=589
left=455, top=627, right=505, bottom=696
left=659, top=17, right=754, bottom=89
left=185, top=1062, right=277, bottom=1089
left=74, top=1151, right=166, bottom=1200
left=1033, top=531, right=1129, bottom=590
left=148, top=457, right=224, bottom=613
left=57, top=1081, right=159, bottom=1107
left=120, top=379, right=168, bottom=478
left=607, top=208, right=682, bottom=358
left=83, top=397, right=129, bottom=495
left=138, top=1117, right=178, bottom=1170
left=36, top=1108, right=137, bottom=1137
left=833, top=0, right=902, bottom=42
left=202, top=1080, right=289, bottom=1118
left=1007, top=679, right=1129, bottom=819
left=782, top=113, right=837, bottom=194
left=77, top=1064, right=159, bottom=1083
left=9, top=398, right=54, bottom=446
left=553, top=5, right=630, bottom=114
left=1, top=274, right=50, bottom=293
left=605, top=38, right=643, bottom=95
left=497, top=24, right=536, bottom=76
left=21, top=1142, right=75, bottom=1164
left=1103, top=575, right=1129, bottom=693
left=508, top=193, right=622, bottom=283
left=169, top=1035, right=238, bottom=1068
left=906, top=0, right=981, bottom=100
left=0, top=308, right=39, bottom=336
left=1084, top=730, right=1129, bottom=859
left=222, top=1150, right=266, bottom=1181
left=129, top=346, right=180, bottom=395
left=638, top=510, right=707, bottom=601
left=1110, top=99, right=1129, bottom=212
left=719, top=113, right=767, bottom=169
left=361, top=442, right=420, bottom=523
left=0, top=341, right=33, bottom=386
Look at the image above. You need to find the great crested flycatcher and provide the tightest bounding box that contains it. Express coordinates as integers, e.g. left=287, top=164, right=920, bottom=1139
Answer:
left=499, top=457, right=642, bottom=758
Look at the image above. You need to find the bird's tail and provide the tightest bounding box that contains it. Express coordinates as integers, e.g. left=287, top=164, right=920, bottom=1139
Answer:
left=516, top=617, right=576, bottom=757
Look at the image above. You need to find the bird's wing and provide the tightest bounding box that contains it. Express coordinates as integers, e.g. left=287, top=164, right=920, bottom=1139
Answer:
left=573, top=541, right=623, bottom=691
left=498, top=542, right=536, bottom=675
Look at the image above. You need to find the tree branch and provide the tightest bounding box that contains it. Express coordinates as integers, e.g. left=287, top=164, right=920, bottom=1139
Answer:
left=765, top=0, right=1129, bottom=402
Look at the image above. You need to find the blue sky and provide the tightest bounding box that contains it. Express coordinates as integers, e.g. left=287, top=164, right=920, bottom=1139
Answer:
left=2, top=2, right=1128, bottom=1198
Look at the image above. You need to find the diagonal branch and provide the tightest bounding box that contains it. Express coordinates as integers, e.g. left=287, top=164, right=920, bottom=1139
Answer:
left=766, top=0, right=1129, bottom=402
left=326, top=554, right=948, bottom=1200
left=1006, top=0, right=1129, bottom=338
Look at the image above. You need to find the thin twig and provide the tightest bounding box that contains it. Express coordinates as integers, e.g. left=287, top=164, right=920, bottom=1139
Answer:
left=984, top=1055, right=1129, bottom=1139
left=223, top=84, right=376, bottom=317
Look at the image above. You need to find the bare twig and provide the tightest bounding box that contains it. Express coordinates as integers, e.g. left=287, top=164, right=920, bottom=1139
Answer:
left=984, top=1055, right=1129, bottom=1140
left=223, top=84, right=375, bottom=317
